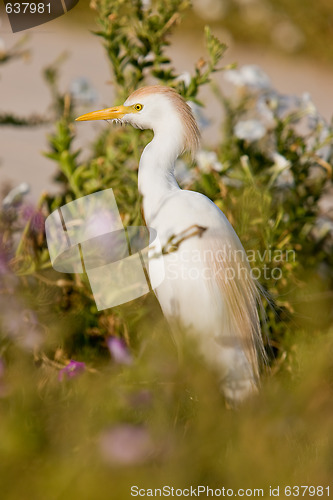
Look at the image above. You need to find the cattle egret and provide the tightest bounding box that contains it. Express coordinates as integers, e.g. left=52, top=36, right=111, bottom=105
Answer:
left=76, top=86, right=266, bottom=405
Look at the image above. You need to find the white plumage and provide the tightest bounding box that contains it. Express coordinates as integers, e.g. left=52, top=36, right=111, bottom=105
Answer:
left=76, top=85, right=265, bottom=405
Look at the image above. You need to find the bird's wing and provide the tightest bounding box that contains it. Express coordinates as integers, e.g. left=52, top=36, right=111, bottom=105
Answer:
left=150, top=190, right=266, bottom=382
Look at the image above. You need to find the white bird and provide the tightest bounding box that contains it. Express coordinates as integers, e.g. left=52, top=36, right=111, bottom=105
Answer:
left=76, top=86, right=266, bottom=405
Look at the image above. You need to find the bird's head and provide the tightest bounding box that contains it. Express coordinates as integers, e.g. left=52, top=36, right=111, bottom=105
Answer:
left=76, top=85, right=200, bottom=156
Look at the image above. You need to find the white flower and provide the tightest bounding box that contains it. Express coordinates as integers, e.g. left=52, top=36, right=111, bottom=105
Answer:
left=70, top=77, right=98, bottom=104
left=271, top=153, right=291, bottom=172
left=270, top=153, right=294, bottom=188
left=271, top=93, right=300, bottom=118
left=224, top=65, right=271, bottom=91
left=196, top=150, right=223, bottom=173
left=174, top=159, right=196, bottom=186
left=312, top=216, right=333, bottom=241
left=2, top=182, right=30, bottom=209
left=301, top=92, right=317, bottom=117
left=234, top=119, right=266, bottom=142
left=175, top=72, right=192, bottom=88
left=275, top=169, right=294, bottom=189
left=188, top=102, right=211, bottom=130
left=256, top=96, right=275, bottom=127
left=137, top=53, right=155, bottom=65
left=141, top=0, right=151, bottom=10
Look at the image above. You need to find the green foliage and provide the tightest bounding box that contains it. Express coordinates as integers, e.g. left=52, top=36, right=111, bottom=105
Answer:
left=1, top=0, right=229, bottom=376
left=92, top=0, right=191, bottom=97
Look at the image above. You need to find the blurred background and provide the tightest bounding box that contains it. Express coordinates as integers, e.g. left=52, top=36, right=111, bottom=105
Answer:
left=1, top=0, right=333, bottom=199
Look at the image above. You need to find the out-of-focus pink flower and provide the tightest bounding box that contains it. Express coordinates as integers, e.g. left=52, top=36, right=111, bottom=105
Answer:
left=107, top=337, right=132, bottom=365
left=99, top=424, right=154, bottom=466
left=21, top=205, right=45, bottom=234
left=58, top=360, right=86, bottom=381
left=1, top=305, right=43, bottom=350
left=127, top=390, right=153, bottom=409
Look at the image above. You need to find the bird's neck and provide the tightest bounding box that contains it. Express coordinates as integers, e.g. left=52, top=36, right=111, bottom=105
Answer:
left=138, top=132, right=182, bottom=225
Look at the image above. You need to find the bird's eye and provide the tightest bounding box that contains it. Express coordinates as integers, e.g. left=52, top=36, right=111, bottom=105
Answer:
left=134, top=103, right=143, bottom=111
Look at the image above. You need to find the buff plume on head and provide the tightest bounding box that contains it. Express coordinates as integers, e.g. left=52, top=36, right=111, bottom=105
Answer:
left=76, top=85, right=200, bottom=157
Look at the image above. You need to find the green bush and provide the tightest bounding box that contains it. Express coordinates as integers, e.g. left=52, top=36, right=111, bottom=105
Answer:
left=0, top=0, right=332, bottom=494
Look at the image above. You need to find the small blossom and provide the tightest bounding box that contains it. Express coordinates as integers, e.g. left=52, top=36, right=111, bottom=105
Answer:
left=21, top=205, right=45, bottom=234
left=175, top=72, right=192, bottom=88
left=99, top=424, right=154, bottom=465
left=70, top=77, right=98, bottom=105
left=137, top=52, right=155, bottom=65
left=2, top=182, right=30, bottom=209
left=311, top=217, right=333, bottom=242
left=271, top=152, right=291, bottom=172
left=141, top=0, right=151, bottom=11
left=267, top=153, right=294, bottom=189
left=196, top=150, right=223, bottom=173
left=221, top=177, right=244, bottom=188
left=107, top=337, right=132, bottom=365
left=275, top=169, right=294, bottom=189
left=270, top=93, right=300, bottom=118
left=301, top=92, right=317, bottom=117
left=256, top=96, right=275, bottom=126
left=175, top=159, right=196, bottom=186
left=58, top=360, right=86, bottom=381
left=188, top=102, right=211, bottom=131
left=1, top=306, right=43, bottom=350
left=234, top=119, right=266, bottom=142
left=224, top=65, right=271, bottom=91
left=127, top=390, right=153, bottom=409
left=84, top=209, right=118, bottom=238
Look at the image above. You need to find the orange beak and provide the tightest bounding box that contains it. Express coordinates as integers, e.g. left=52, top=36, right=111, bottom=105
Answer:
left=75, top=105, right=132, bottom=121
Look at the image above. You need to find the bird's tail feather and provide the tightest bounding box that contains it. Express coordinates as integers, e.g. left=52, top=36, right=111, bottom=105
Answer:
left=203, top=232, right=267, bottom=385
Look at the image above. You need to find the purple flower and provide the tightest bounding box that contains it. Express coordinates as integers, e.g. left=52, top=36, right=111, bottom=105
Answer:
left=107, top=337, right=132, bottom=365
left=1, top=305, right=43, bottom=350
left=58, top=360, right=86, bottom=381
left=99, top=425, right=154, bottom=466
left=21, top=205, right=45, bottom=234
left=127, top=390, right=153, bottom=409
